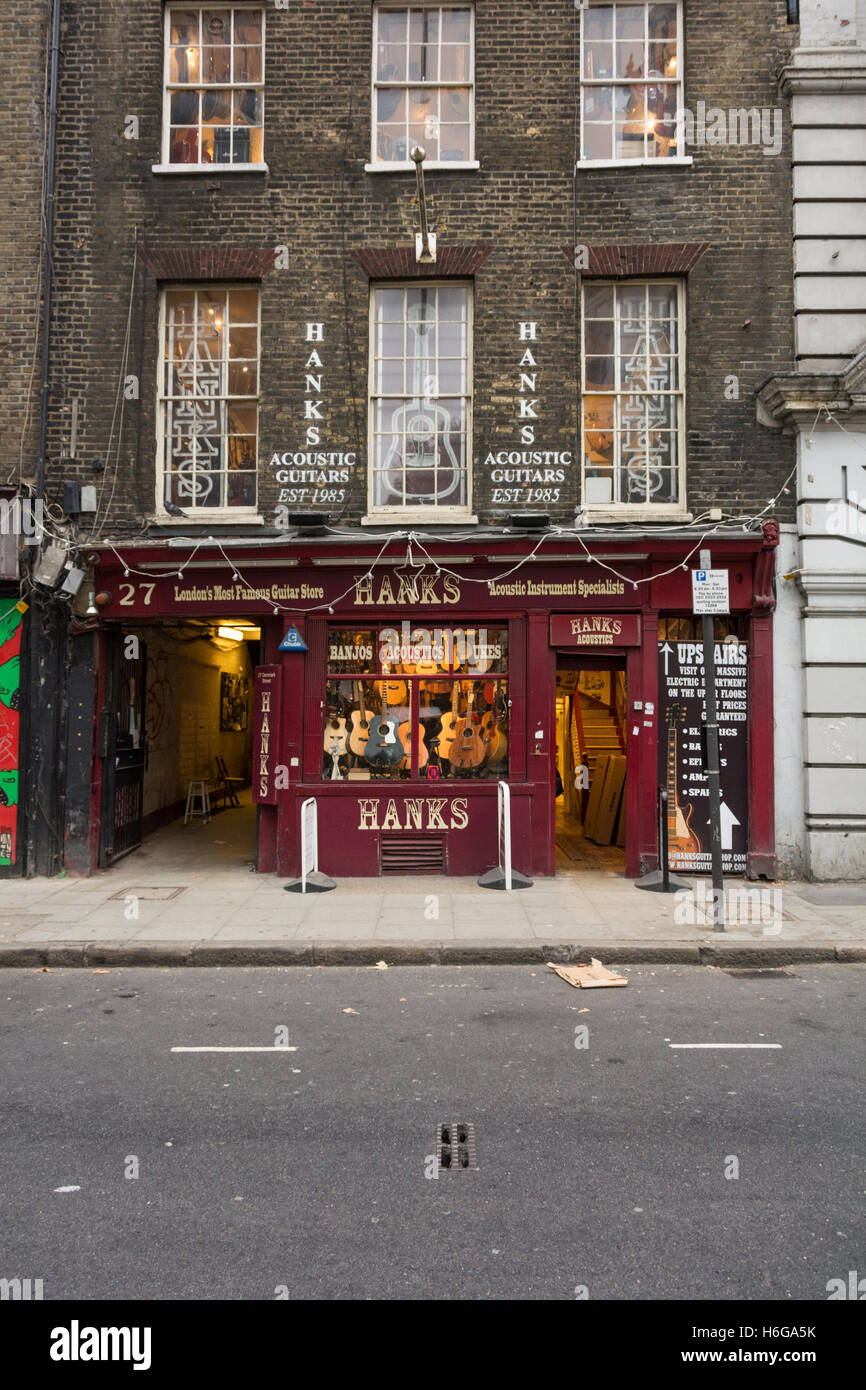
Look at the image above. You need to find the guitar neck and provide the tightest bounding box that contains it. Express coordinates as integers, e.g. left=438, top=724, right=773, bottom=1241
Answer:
left=667, top=727, right=678, bottom=818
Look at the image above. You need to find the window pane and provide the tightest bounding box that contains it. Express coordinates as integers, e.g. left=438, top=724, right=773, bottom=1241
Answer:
left=584, top=6, right=613, bottom=43
left=377, top=10, right=408, bottom=47
left=439, top=123, right=470, bottom=160
left=229, top=289, right=259, bottom=323
left=440, top=44, right=470, bottom=82
left=170, top=127, right=200, bottom=162
left=170, top=89, right=199, bottom=124
left=322, top=680, right=405, bottom=781
left=170, top=10, right=200, bottom=43
left=583, top=122, right=613, bottom=160
left=228, top=325, right=257, bottom=359
left=202, top=89, right=231, bottom=121
left=233, top=46, right=262, bottom=83
left=327, top=630, right=377, bottom=674
left=616, top=38, right=645, bottom=79
left=616, top=5, right=646, bottom=40
left=202, top=44, right=231, bottom=82
left=440, top=8, right=471, bottom=44
left=433, top=679, right=509, bottom=779
left=585, top=356, right=615, bottom=391
left=233, top=10, right=262, bottom=44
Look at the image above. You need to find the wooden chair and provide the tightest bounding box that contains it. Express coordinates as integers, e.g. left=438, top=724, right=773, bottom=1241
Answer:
left=213, top=754, right=243, bottom=808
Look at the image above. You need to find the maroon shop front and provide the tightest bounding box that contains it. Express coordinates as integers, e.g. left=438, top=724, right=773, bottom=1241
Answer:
left=87, top=525, right=779, bottom=881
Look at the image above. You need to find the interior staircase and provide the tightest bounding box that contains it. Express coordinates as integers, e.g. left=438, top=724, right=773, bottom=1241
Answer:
left=577, top=693, right=624, bottom=782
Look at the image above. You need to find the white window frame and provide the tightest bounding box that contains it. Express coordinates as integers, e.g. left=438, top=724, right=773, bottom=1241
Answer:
left=581, top=278, right=690, bottom=521
left=154, top=4, right=268, bottom=174
left=578, top=0, right=692, bottom=170
left=154, top=283, right=263, bottom=524
left=364, top=280, right=476, bottom=524
left=367, top=3, right=479, bottom=173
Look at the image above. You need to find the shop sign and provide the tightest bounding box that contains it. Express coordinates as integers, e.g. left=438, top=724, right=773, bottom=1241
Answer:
left=658, top=639, right=748, bottom=874
left=357, top=797, right=469, bottom=831
left=252, top=666, right=282, bottom=804
left=550, top=613, right=641, bottom=647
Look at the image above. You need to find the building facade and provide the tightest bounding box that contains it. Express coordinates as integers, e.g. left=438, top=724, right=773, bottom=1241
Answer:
left=761, top=0, right=866, bottom=881
left=4, top=0, right=802, bottom=883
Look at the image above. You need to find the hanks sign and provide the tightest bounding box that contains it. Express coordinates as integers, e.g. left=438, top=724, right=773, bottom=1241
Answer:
left=549, top=614, right=641, bottom=648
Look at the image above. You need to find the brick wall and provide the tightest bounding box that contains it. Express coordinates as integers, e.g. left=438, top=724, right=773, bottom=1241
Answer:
left=0, top=0, right=50, bottom=480
left=20, top=0, right=798, bottom=530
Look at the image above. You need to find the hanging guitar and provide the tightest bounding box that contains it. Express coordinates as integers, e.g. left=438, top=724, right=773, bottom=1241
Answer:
left=481, top=681, right=508, bottom=770
left=348, top=683, right=372, bottom=758
left=397, top=713, right=429, bottom=773
left=437, top=681, right=463, bottom=763
left=665, top=702, right=702, bottom=856
left=376, top=298, right=463, bottom=507
left=448, top=685, right=487, bottom=772
left=322, top=700, right=349, bottom=756
left=363, top=691, right=404, bottom=767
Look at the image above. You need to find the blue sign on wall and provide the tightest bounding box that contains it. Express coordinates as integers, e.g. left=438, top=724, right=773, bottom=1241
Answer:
left=279, top=626, right=308, bottom=652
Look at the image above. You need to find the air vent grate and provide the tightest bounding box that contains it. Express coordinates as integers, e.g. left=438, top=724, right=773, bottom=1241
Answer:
left=380, top=834, right=445, bottom=874
left=437, top=1121, right=477, bottom=1172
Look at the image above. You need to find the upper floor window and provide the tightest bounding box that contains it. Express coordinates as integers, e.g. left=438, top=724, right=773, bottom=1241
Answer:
left=580, top=2, right=682, bottom=164
left=368, top=283, right=473, bottom=520
left=162, top=5, right=265, bottom=168
left=158, top=285, right=260, bottom=516
left=372, top=4, right=475, bottom=168
left=581, top=280, right=685, bottom=512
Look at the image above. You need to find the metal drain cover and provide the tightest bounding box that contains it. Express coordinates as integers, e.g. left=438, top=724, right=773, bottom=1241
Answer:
left=436, top=1121, right=477, bottom=1172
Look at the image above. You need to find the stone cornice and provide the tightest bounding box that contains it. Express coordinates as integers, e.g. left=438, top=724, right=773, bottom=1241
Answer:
left=757, top=361, right=866, bottom=429
left=778, top=52, right=866, bottom=95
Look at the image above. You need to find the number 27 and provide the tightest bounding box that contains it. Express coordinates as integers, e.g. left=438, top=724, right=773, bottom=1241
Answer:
left=118, top=582, right=155, bottom=606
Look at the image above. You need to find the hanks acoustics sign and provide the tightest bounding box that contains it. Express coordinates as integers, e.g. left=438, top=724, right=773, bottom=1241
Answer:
left=550, top=614, right=641, bottom=647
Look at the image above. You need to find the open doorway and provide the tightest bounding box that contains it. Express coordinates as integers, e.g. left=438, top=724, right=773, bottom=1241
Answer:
left=98, top=619, right=260, bottom=872
left=555, top=660, right=627, bottom=873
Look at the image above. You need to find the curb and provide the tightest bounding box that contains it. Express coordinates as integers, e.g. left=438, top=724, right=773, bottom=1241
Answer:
left=0, top=940, right=863, bottom=967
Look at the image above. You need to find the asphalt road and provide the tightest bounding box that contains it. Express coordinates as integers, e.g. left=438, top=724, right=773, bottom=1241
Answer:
left=0, top=963, right=863, bottom=1301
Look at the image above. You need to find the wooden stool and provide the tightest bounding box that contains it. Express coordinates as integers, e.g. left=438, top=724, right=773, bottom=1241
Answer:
left=184, top=780, right=211, bottom=824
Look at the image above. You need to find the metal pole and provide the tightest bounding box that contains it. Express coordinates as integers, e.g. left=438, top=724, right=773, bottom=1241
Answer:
left=410, top=146, right=435, bottom=262
left=659, top=785, right=670, bottom=893
left=700, top=548, right=725, bottom=931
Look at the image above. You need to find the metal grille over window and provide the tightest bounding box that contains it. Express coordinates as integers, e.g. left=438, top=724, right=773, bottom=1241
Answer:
left=373, top=4, right=474, bottom=165
left=581, top=280, right=684, bottom=509
left=160, top=286, right=260, bottom=512
left=165, top=6, right=265, bottom=166
left=370, top=283, right=472, bottom=516
left=580, top=2, right=681, bottom=163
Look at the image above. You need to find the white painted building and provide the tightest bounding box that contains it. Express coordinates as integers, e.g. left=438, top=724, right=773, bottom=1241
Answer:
left=760, top=0, right=866, bottom=879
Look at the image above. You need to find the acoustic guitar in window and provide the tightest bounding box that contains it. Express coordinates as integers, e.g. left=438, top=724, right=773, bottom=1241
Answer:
left=448, top=685, right=487, bottom=772
left=665, top=702, right=702, bottom=856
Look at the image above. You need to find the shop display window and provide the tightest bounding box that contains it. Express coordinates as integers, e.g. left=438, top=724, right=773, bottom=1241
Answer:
left=321, top=624, right=509, bottom=781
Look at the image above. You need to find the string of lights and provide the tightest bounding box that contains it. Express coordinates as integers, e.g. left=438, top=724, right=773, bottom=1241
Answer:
left=88, top=392, right=832, bottom=615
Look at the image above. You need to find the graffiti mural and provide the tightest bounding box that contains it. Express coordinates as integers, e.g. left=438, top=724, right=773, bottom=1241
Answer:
left=0, top=602, right=23, bottom=866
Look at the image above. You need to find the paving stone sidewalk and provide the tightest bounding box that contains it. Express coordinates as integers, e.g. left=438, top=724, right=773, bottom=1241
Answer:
left=1, top=865, right=864, bottom=967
